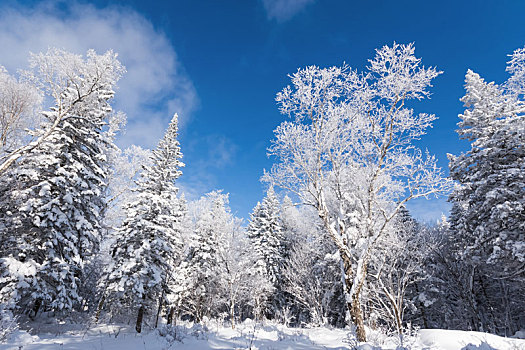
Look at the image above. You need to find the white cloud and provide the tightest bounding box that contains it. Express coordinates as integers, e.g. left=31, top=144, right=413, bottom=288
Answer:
left=0, top=1, right=198, bottom=149
left=262, top=0, right=316, bottom=22
left=406, top=197, right=451, bottom=225
left=178, top=134, right=238, bottom=201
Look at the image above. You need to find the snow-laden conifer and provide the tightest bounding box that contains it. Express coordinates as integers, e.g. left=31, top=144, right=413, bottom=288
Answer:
left=247, top=187, right=287, bottom=317
left=448, top=47, right=525, bottom=334
left=449, top=64, right=525, bottom=275
left=102, top=114, right=185, bottom=333
left=247, top=187, right=285, bottom=285
left=184, top=191, right=232, bottom=322
left=0, top=49, right=124, bottom=315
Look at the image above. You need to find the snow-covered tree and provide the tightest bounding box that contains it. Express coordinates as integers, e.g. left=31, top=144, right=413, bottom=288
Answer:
left=246, top=186, right=286, bottom=317
left=102, top=114, right=185, bottom=333
left=183, top=192, right=225, bottom=322
left=182, top=191, right=234, bottom=323
left=366, top=207, right=432, bottom=341
left=180, top=191, right=257, bottom=327
left=449, top=57, right=525, bottom=278
left=281, top=203, right=345, bottom=327
left=264, top=43, right=451, bottom=341
left=0, top=49, right=124, bottom=315
left=103, top=145, right=153, bottom=229
left=215, top=218, right=253, bottom=329
left=0, top=66, right=42, bottom=157
left=448, top=46, right=525, bottom=334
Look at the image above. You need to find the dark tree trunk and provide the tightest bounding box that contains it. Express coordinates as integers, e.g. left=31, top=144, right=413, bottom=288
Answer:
left=155, top=296, right=163, bottom=329
left=95, top=294, right=106, bottom=323
left=30, top=298, right=42, bottom=319
left=415, top=283, right=429, bottom=328
left=136, top=304, right=145, bottom=333
left=167, top=307, right=175, bottom=325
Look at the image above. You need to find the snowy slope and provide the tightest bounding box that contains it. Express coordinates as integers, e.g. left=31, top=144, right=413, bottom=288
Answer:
left=2, top=322, right=524, bottom=350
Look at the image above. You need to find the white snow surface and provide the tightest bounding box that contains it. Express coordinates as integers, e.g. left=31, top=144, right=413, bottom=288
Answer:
left=1, top=321, right=524, bottom=350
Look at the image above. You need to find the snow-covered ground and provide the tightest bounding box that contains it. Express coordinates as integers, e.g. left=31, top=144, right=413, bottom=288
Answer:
left=2, top=321, right=524, bottom=350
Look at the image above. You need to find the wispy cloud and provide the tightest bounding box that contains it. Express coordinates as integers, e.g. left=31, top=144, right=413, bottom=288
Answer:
left=178, top=134, right=238, bottom=200
left=0, top=1, right=198, bottom=149
left=205, top=135, right=238, bottom=169
left=406, top=197, right=451, bottom=225
left=262, top=0, right=316, bottom=22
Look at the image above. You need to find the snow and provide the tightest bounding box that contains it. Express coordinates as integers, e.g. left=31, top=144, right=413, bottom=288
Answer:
left=2, top=322, right=524, bottom=350
left=418, top=329, right=525, bottom=350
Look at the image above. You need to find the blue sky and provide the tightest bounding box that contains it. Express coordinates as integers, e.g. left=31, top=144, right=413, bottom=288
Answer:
left=1, top=0, right=524, bottom=222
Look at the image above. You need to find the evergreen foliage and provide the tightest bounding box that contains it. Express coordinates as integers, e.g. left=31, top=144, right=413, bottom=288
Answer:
left=448, top=48, right=525, bottom=334
left=0, top=44, right=523, bottom=339
left=247, top=187, right=286, bottom=317
left=0, top=49, right=124, bottom=314
left=103, top=114, right=185, bottom=332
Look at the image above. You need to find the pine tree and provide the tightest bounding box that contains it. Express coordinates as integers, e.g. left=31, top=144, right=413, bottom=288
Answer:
left=247, top=187, right=286, bottom=317
left=184, top=191, right=231, bottom=322
left=449, top=69, right=525, bottom=275
left=0, top=49, right=124, bottom=315
left=102, top=114, right=185, bottom=333
left=448, top=47, right=525, bottom=334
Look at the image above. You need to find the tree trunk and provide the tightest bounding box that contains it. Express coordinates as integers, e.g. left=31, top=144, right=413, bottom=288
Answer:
left=466, top=267, right=481, bottom=331
left=340, top=250, right=367, bottom=342
left=136, top=304, right=145, bottom=333
left=393, top=301, right=403, bottom=340
left=30, top=298, right=42, bottom=319
left=350, top=294, right=366, bottom=342
left=95, top=294, right=106, bottom=323
left=318, top=197, right=367, bottom=341
left=155, top=296, right=163, bottom=329
left=415, top=283, right=429, bottom=328
left=167, top=307, right=175, bottom=326
left=230, top=299, right=235, bottom=329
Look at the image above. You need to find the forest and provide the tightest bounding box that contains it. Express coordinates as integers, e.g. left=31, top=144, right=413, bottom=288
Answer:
left=0, top=42, right=524, bottom=348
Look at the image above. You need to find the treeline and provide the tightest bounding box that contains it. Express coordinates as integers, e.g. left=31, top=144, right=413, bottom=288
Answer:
left=0, top=44, right=523, bottom=343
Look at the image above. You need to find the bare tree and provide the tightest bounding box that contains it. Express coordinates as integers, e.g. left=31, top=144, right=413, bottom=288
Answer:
left=0, top=49, right=124, bottom=175
left=0, top=66, right=41, bottom=157
left=282, top=236, right=342, bottom=326
left=264, top=43, right=451, bottom=341
left=366, top=209, right=433, bottom=344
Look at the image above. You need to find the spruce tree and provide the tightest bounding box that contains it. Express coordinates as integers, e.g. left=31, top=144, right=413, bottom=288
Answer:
left=103, top=114, right=185, bottom=333
left=448, top=48, right=525, bottom=333
left=184, top=191, right=231, bottom=322
left=247, top=187, right=286, bottom=317
left=0, top=49, right=124, bottom=315
left=450, top=68, right=525, bottom=276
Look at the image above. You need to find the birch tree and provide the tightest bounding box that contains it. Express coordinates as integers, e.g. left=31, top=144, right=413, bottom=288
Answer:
left=263, top=43, right=450, bottom=341
left=0, top=66, right=41, bottom=157
left=0, top=49, right=124, bottom=176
